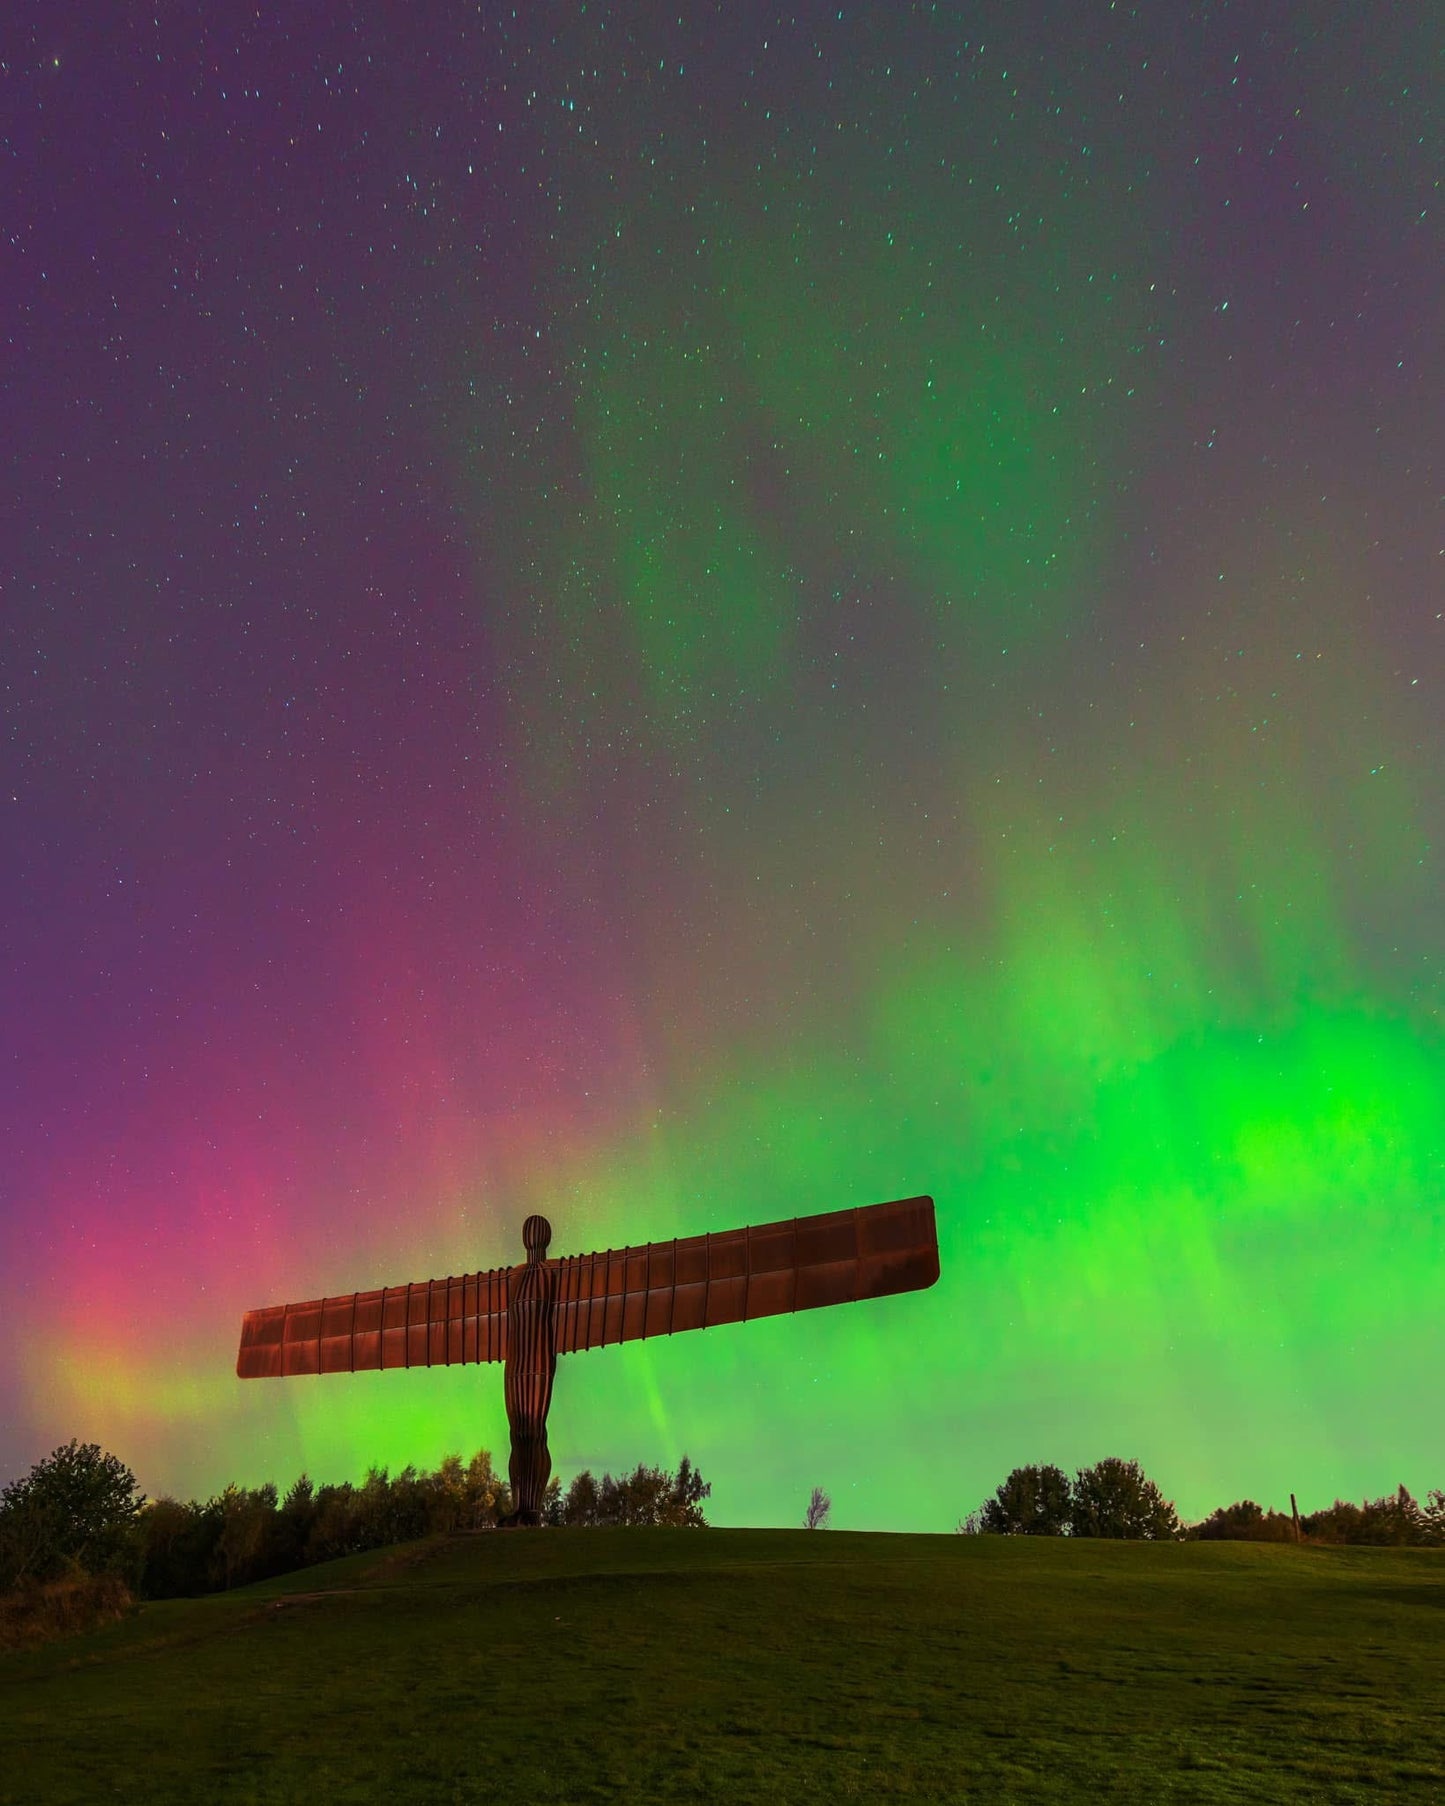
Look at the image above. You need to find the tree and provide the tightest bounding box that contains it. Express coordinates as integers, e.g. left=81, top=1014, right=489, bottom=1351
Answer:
left=133, top=1498, right=217, bottom=1599
left=804, top=1486, right=832, bottom=1530
left=1366, top=1485, right=1428, bottom=1547
left=667, top=1456, right=711, bottom=1528
left=213, top=1483, right=287, bottom=1589
left=304, top=1483, right=359, bottom=1564
left=553, top=1460, right=710, bottom=1528
left=978, top=1464, right=1072, bottom=1536
left=1305, top=1485, right=1432, bottom=1547
left=556, top=1469, right=602, bottom=1526
left=1070, top=1457, right=1179, bottom=1540
left=461, top=1449, right=508, bottom=1529
left=0, top=1442, right=145, bottom=1586
left=613, top=1465, right=672, bottom=1525
left=0, top=1490, right=59, bottom=1591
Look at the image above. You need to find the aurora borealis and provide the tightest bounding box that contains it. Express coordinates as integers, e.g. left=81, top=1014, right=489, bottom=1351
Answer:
left=2, top=3, right=1439, bottom=1531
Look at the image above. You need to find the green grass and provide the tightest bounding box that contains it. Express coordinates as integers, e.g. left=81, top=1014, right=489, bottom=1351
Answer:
left=2, top=1532, right=1442, bottom=1803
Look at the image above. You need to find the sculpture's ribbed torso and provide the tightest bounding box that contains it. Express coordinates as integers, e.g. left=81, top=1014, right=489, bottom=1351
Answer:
left=503, top=1213, right=559, bottom=1524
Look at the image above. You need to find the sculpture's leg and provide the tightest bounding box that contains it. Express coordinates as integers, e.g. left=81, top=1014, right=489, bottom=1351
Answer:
left=502, top=1358, right=555, bottom=1527
left=508, top=1426, right=551, bottom=1526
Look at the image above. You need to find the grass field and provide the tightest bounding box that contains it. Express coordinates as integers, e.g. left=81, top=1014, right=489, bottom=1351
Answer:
left=2, top=1530, right=1442, bottom=1803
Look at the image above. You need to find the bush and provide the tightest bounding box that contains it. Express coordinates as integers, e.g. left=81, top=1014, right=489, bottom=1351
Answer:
left=0, top=1571, right=135, bottom=1652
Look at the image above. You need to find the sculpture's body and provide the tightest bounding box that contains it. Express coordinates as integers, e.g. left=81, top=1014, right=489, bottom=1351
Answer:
left=502, top=1213, right=558, bottom=1525
left=237, top=1193, right=939, bottom=1523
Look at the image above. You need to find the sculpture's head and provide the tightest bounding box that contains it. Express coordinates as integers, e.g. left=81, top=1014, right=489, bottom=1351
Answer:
left=522, top=1213, right=552, bottom=1262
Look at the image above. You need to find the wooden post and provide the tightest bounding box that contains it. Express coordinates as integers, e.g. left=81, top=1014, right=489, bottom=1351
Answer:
left=1290, top=1492, right=1301, bottom=1543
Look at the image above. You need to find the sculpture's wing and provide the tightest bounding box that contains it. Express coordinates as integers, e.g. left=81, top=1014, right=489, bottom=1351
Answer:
left=552, top=1194, right=938, bottom=1354
left=237, top=1267, right=510, bottom=1377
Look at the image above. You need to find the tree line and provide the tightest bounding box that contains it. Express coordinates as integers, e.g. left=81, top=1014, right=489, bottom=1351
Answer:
left=962, top=1459, right=1445, bottom=1544
left=0, top=1441, right=711, bottom=1606
left=6, top=1437, right=1441, bottom=1621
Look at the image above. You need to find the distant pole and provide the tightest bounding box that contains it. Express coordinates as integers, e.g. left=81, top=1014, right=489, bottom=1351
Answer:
left=1290, top=1492, right=1301, bottom=1543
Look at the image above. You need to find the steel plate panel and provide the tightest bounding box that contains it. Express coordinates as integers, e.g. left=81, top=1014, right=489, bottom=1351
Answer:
left=794, top=1259, right=858, bottom=1311
left=670, top=1282, right=707, bottom=1332
left=795, top=1211, right=858, bottom=1267
left=643, top=1287, right=673, bottom=1337
left=746, top=1268, right=794, bottom=1317
left=705, top=1274, right=746, bottom=1324
left=708, top=1231, right=748, bottom=1281
left=673, top=1240, right=709, bottom=1286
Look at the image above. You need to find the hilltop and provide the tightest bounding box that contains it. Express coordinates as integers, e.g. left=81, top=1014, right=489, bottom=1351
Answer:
left=2, top=1530, right=1442, bottom=1803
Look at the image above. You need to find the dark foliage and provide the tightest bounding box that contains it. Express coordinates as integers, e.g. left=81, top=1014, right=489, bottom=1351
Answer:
left=963, top=1466, right=1445, bottom=1548
left=965, top=1458, right=1176, bottom=1539
left=1070, top=1458, right=1180, bottom=1540
left=979, top=1464, right=1072, bottom=1536
left=1184, top=1485, right=1445, bottom=1546
left=1189, top=1499, right=1298, bottom=1542
left=804, top=1486, right=832, bottom=1530
left=0, top=1442, right=146, bottom=1588
left=118, top=1448, right=709, bottom=1598
left=133, top=1449, right=512, bottom=1598
left=545, top=1458, right=712, bottom=1528
left=0, top=1571, right=135, bottom=1652
left=1302, top=1485, right=1445, bottom=1547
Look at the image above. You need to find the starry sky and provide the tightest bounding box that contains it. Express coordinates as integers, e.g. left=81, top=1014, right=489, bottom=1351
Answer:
left=2, top=3, right=1439, bottom=1530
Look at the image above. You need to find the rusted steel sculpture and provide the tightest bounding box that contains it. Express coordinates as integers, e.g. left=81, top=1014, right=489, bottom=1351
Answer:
left=237, top=1193, right=939, bottom=1525
left=503, top=1213, right=559, bottom=1525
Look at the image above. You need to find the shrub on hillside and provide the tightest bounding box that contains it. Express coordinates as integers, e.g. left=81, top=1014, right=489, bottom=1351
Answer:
left=0, top=1571, right=135, bottom=1652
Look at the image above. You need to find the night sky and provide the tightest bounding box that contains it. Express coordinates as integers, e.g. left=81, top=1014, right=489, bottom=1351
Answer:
left=3, top=4, right=1439, bottom=1531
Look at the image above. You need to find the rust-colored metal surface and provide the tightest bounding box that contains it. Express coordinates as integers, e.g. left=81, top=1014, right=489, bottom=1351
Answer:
left=504, top=1213, right=559, bottom=1526
left=237, top=1195, right=938, bottom=1378
left=237, top=1193, right=939, bottom=1524
left=550, top=1194, right=939, bottom=1352
left=236, top=1266, right=510, bottom=1379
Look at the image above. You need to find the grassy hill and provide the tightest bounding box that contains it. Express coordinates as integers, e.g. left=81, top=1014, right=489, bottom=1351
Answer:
left=2, top=1529, right=1442, bottom=1803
